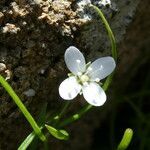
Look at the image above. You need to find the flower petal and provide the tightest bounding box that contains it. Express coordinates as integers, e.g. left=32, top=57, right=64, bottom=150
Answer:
left=59, top=76, right=81, bottom=100
left=65, top=46, right=86, bottom=75
left=82, top=82, right=106, bottom=106
left=87, top=57, right=116, bottom=81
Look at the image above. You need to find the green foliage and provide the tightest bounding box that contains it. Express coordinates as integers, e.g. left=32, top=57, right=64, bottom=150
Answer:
left=18, top=103, right=47, bottom=150
left=18, top=132, right=36, bottom=150
left=117, top=129, right=133, bottom=150
left=45, top=125, right=69, bottom=140
left=0, top=75, right=46, bottom=142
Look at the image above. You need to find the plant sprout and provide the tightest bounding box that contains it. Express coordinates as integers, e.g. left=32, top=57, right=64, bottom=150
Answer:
left=59, top=46, right=116, bottom=106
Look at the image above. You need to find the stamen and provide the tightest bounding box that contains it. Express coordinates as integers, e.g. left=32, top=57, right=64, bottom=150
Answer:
left=95, top=78, right=100, bottom=82
left=80, top=74, right=89, bottom=83
left=77, top=72, right=82, bottom=76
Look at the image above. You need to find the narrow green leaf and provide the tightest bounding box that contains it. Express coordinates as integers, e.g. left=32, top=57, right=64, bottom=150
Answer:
left=18, top=132, right=36, bottom=150
left=59, top=104, right=92, bottom=127
left=0, top=75, right=46, bottom=142
left=91, top=5, right=117, bottom=61
left=18, top=103, right=47, bottom=150
left=45, top=124, right=69, bottom=140
left=117, top=128, right=133, bottom=150
left=29, top=103, right=48, bottom=150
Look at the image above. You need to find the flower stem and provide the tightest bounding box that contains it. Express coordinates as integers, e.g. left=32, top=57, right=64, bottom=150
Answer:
left=0, top=75, right=46, bottom=142
left=91, top=5, right=117, bottom=61
left=59, top=104, right=92, bottom=127
left=53, top=101, right=70, bottom=122
left=91, top=5, right=117, bottom=90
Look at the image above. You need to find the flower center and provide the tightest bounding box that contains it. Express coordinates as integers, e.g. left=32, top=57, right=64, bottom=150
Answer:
left=80, top=74, right=89, bottom=83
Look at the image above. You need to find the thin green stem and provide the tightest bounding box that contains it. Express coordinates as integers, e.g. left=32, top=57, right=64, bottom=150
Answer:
left=0, top=75, right=46, bottom=142
left=103, top=73, right=114, bottom=91
left=53, top=101, right=70, bottom=123
left=59, top=104, right=92, bottom=127
left=91, top=5, right=117, bottom=61
left=18, top=131, right=36, bottom=150
left=91, top=5, right=117, bottom=90
left=18, top=102, right=70, bottom=149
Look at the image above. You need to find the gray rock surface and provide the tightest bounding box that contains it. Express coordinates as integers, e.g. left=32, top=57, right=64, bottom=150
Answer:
left=0, top=0, right=140, bottom=149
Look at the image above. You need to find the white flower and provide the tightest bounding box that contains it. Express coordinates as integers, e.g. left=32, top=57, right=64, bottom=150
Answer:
left=59, top=46, right=116, bottom=106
